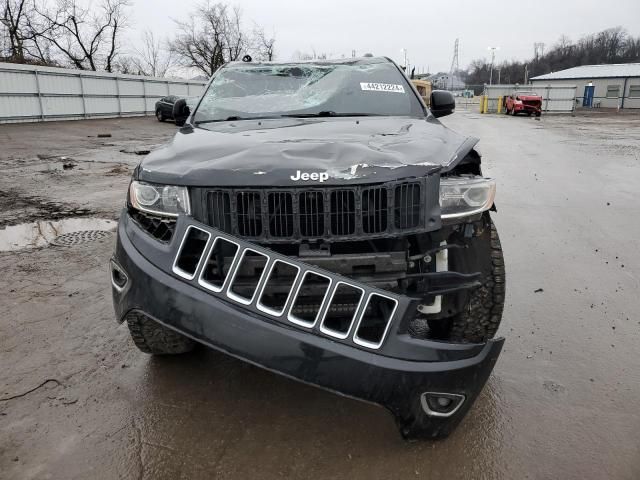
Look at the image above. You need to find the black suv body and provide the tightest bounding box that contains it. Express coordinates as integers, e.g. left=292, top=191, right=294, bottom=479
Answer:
left=111, top=57, right=505, bottom=439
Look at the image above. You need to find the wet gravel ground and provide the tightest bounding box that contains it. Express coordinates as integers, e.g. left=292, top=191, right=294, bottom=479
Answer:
left=1, top=113, right=639, bottom=479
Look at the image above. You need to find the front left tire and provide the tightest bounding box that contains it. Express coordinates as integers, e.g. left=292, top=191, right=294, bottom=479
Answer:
left=126, top=311, right=196, bottom=355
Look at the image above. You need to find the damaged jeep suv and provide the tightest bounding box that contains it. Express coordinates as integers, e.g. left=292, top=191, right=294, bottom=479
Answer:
left=111, top=57, right=505, bottom=439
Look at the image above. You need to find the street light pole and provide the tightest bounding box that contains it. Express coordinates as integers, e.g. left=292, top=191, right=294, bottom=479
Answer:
left=488, top=46, right=499, bottom=85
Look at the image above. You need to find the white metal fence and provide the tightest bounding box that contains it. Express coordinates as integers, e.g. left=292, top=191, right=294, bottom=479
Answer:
left=0, top=62, right=207, bottom=123
left=482, top=84, right=577, bottom=113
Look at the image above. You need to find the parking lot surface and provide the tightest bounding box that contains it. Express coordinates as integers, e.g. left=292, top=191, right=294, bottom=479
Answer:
left=1, top=112, right=639, bottom=479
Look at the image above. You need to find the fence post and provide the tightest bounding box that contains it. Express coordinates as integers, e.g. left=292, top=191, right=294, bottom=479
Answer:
left=141, top=79, right=147, bottom=115
left=545, top=86, right=550, bottom=112
left=33, top=70, right=45, bottom=121
left=79, top=73, right=87, bottom=118
left=115, top=75, right=122, bottom=117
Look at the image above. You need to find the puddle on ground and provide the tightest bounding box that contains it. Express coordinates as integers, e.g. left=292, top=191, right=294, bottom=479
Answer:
left=0, top=218, right=117, bottom=252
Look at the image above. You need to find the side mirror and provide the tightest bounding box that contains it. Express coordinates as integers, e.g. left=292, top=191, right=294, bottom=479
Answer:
left=172, top=98, right=191, bottom=127
left=429, top=90, right=455, bottom=118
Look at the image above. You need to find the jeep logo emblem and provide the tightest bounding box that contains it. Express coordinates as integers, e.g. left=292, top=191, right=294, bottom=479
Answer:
left=290, top=170, right=329, bottom=182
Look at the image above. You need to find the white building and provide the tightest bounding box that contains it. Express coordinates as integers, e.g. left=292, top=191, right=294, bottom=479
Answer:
left=531, top=63, right=640, bottom=109
left=426, top=72, right=465, bottom=90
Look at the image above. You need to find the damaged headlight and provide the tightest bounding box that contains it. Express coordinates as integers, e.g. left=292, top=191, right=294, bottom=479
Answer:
left=129, top=181, right=191, bottom=217
left=440, top=177, right=496, bottom=219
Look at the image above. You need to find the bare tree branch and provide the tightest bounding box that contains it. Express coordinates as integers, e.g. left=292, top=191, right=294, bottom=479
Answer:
left=131, top=29, right=174, bottom=77
left=170, top=2, right=271, bottom=77
left=26, top=0, right=130, bottom=70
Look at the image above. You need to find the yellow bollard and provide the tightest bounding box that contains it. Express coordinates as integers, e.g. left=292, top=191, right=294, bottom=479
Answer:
left=482, top=95, right=489, bottom=114
left=497, top=96, right=503, bottom=114
left=479, top=96, right=485, bottom=113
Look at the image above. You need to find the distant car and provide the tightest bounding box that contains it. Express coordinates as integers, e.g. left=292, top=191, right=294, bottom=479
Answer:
left=504, top=91, right=542, bottom=117
left=155, top=96, right=199, bottom=126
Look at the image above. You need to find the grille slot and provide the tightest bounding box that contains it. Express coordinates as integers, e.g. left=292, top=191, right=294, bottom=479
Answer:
left=207, top=191, right=232, bottom=233
left=394, top=183, right=422, bottom=229
left=288, top=272, right=332, bottom=327
left=172, top=226, right=210, bottom=280
left=268, top=192, right=294, bottom=237
left=353, top=294, right=398, bottom=348
left=299, top=191, right=325, bottom=237
left=227, top=249, right=269, bottom=305
left=257, top=260, right=300, bottom=316
left=320, top=282, right=364, bottom=339
left=237, top=192, right=262, bottom=237
left=330, top=190, right=356, bottom=235
left=199, top=237, right=240, bottom=292
left=362, top=186, right=388, bottom=233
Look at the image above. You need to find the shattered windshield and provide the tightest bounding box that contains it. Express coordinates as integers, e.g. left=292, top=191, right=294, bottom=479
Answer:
left=193, top=61, right=424, bottom=123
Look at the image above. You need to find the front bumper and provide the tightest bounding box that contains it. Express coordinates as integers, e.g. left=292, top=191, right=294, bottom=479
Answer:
left=112, top=212, right=504, bottom=439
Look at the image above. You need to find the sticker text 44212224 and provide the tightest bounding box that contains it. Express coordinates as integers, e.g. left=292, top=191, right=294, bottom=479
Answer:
left=360, top=82, right=405, bottom=93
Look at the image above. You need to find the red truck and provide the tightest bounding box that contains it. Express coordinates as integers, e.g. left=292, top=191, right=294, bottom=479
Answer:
left=504, top=91, right=542, bottom=116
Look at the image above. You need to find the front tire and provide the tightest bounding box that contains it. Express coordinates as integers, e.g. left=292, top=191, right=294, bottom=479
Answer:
left=448, top=217, right=505, bottom=342
left=126, top=311, right=196, bottom=355
left=156, top=110, right=165, bottom=122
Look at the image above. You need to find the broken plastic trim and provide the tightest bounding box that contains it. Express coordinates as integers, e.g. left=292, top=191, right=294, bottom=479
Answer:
left=169, top=220, right=405, bottom=351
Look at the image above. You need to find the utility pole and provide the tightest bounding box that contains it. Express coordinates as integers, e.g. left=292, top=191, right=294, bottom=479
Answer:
left=400, top=48, right=408, bottom=70
left=524, top=64, right=529, bottom=84
left=488, top=46, right=499, bottom=85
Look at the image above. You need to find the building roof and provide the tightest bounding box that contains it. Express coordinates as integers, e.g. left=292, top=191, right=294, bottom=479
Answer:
left=531, top=63, right=640, bottom=81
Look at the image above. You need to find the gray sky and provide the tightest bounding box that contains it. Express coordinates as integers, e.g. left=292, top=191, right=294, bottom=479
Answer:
left=128, top=0, right=640, bottom=74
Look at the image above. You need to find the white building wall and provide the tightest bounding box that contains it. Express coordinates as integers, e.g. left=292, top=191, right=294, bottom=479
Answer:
left=0, top=62, right=208, bottom=123
left=531, top=77, right=640, bottom=109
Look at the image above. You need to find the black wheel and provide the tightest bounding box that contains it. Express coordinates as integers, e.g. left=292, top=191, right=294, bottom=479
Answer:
left=156, top=110, right=165, bottom=122
left=448, top=215, right=505, bottom=342
left=527, top=111, right=532, bottom=117
left=175, top=118, right=185, bottom=127
left=536, top=112, right=541, bottom=117
left=126, top=311, right=196, bottom=355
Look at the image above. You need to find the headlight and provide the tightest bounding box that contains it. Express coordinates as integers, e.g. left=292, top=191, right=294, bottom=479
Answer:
left=440, top=177, right=496, bottom=219
left=129, top=181, right=190, bottom=217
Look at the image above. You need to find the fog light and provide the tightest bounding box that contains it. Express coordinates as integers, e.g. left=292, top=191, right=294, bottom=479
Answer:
left=421, top=392, right=465, bottom=417
left=110, top=259, right=129, bottom=293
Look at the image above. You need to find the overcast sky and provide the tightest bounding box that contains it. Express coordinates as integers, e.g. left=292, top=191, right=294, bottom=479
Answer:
left=128, top=0, right=640, bottom=74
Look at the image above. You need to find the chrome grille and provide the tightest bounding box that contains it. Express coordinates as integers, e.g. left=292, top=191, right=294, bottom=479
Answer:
left=172, top=224, right=400, bottom=350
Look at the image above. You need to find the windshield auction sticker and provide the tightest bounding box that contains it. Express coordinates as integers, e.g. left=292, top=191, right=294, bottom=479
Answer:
left=360, top=82, right=405, bottom=93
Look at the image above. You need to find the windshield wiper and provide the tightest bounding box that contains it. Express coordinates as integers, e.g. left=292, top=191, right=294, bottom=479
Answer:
left=195, top=112, right=381, bottom=125
left=195, top=115, right=284, bottom=125
left=283, top=111, right=381, bottom=118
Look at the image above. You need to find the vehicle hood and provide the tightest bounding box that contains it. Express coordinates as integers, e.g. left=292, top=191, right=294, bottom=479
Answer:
left=138, top=116, right=478, bottom=186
